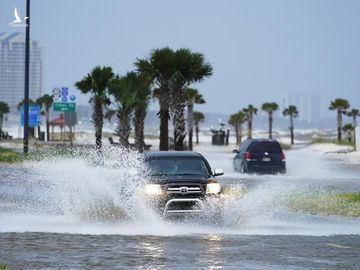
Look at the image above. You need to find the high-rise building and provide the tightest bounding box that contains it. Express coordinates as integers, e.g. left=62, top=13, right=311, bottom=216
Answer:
left=0, top=32, right=43, bottom=113
left=281, top=95, right=320, bottom=123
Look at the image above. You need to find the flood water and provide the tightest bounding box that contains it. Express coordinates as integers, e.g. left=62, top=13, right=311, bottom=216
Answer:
left=1, top=146, right=360, bottom=269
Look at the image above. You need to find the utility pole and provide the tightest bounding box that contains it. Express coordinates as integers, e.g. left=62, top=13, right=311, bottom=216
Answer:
left=24, top=0, right=30, bottom=153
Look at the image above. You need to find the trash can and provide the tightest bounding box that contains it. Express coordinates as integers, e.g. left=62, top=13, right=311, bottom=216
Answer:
left=212, top=131, right=225, bottom=145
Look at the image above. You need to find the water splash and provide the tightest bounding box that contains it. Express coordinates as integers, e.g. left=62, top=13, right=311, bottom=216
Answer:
left=9, top=146, right=160, bottom=223
left=1, top=145, right=360, bottom=236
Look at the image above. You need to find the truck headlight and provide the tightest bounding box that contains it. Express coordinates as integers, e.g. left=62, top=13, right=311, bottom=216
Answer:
left=144, top=184, right=163, bottom=195
left=206, top=183, right=221, bottom=194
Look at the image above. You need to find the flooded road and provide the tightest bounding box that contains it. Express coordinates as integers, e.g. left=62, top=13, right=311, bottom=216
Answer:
left=0, top=233, right=359, bottom=269
left=1, top=146, right=360, bottom=269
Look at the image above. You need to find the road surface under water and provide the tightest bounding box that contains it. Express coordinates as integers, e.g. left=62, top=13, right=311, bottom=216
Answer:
left=0, top=145, right=359, bottom=269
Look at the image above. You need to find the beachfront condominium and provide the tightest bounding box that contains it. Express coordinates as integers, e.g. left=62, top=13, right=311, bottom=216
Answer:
left=281, top=95, right=320, bottom=123
left=0, top=32, right=43, bottom=113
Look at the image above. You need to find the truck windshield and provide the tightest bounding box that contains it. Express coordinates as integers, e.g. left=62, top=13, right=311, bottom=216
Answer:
left=146, top=158, right=211, bottom=176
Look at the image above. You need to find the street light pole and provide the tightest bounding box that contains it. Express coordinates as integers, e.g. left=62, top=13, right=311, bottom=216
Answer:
left=24, top=0, right=30, bottom=153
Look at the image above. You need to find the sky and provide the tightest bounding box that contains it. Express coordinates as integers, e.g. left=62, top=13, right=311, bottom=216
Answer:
left=1, top=0, right=360, bottom=117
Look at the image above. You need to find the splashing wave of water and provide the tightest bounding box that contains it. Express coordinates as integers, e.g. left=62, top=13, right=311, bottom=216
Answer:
left=1, top=146, right=359, bottom=236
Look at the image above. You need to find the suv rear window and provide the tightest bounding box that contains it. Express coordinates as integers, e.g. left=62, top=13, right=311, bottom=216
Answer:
left=248, top=141, right=282, bottom=153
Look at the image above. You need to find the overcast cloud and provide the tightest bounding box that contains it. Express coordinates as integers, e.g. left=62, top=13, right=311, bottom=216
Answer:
left=1, top=0, right=359, bottom=116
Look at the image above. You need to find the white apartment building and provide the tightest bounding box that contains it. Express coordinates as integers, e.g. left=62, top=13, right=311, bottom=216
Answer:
left=0, top=32, right=43, bottom=113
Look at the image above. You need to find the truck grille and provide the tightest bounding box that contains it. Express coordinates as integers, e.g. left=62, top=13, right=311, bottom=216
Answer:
left=167, top=185, right=202, bottom=195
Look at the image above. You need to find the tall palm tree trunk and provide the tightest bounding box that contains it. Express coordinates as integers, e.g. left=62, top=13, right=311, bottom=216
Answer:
left=269, top=112, right=273, bottom=139
left=247, top=115, right=252, bottom=139
left=235, top=124, right=239, bottom=144
left=239, top=125, right=243, bottom=144
left=195, top=123, right=199, bottom=144
left=45, top=107, right=50, bottom=141
left=134, top=110, right=146, bottom=152
left=93, top=97, right=103, bottom=149
left=290, top=115, right=294, bottom=144
left=337, top=109, right=342, bottom=141
left=236, top=124, right=242, bottom=144
left=159, top=98, right=169, bottom=151
left=172, top=91, right=186, bottom=151
left=173, top=103, right=186, bottom=150
left=0, top=114, right=3, bottom=132
left=187, top=104, right=194, bottom=151
left=116, top=111, right=131, bottom=147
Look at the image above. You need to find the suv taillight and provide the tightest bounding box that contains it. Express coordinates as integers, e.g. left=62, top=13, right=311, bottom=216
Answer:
left=245, top=151, right=251, bottom=161
left=281, top=152, right=286, bottom=162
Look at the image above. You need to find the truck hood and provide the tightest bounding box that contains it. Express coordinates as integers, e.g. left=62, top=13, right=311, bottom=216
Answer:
left=148, top=174, right=215, bottom=184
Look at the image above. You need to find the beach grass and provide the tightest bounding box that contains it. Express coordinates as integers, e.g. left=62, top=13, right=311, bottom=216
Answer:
left=287, top=192, right=360, bottom=217
left=279, top=142, right=291, bottom=150
left=310, top=137, right=355, bottom=148
left=0, top=146, right=22, bottom=163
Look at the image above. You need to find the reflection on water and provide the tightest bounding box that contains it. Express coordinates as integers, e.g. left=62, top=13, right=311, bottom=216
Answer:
left=1, top=233, right=359, bottom=269
left=200, top=234, right=223, bottom=270
left=139, top=238, right=165, bottom=270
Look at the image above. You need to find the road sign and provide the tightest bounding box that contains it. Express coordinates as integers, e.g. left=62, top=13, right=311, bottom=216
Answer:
left=20, top=105, right=41, bottom=127
left=53, top=102, right=76, bottom=112
left=52, top=87, right=61, bottom=101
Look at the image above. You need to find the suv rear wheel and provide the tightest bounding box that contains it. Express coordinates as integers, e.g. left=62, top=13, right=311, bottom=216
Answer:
left=240, top=162, right=247, bottom=174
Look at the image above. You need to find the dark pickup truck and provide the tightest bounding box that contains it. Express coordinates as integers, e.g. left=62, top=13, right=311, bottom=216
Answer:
left=144, top=151, right=224, bottom=221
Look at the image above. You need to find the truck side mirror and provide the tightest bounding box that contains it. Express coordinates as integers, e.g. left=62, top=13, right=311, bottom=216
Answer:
left=213, top=168, right=224, bottom=176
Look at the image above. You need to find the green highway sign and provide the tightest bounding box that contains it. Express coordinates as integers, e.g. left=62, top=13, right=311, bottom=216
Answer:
left=53, top=102, right=76, bottom=112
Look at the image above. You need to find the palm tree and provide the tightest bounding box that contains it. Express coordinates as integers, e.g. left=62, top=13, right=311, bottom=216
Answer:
left=185, top=88, right=205, bottom=150
left=136, top=48, right=213, bottom=151
left=347, top=109, right=360, bottom=128
left=135, top=47, right=173, bottom=151
left=343, top=124, right=354, bottom=143
left=243, top=105, right=258, bottom=139
left=169, top=48, right=213, bottom=150
left=36, top=94, right=54, bottom=141
left=17, top=99, right=36, bottom=111
left=329, top=98, right=350, bottom=141
left=228, top=111, right=246, bottom=144
left=283, top=105, right=299, bottom=144
left=133, top=74, right=152, bottom=152
left=261, top=102, right=279, bottom=139
left=0, top=101, right=10, bottom=135
left=193, top=111, right=205, bottom=145
left=108, top=72, right=138, bottom=147
left=75, top=66, right=114, bottom=149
